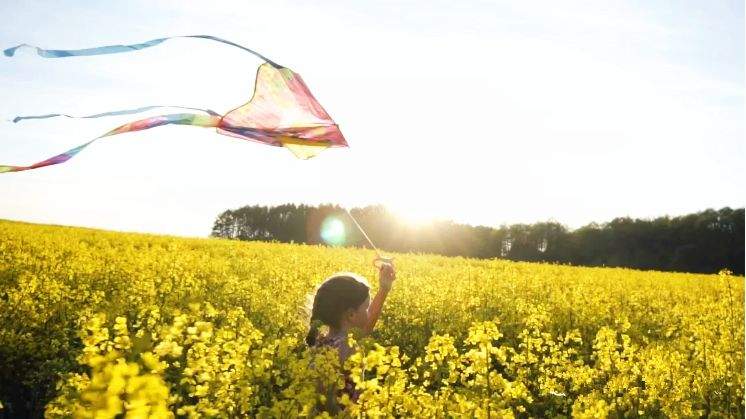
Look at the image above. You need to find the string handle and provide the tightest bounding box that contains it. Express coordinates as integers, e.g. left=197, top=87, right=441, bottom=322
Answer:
left=373, top=256, right=395, bottom=269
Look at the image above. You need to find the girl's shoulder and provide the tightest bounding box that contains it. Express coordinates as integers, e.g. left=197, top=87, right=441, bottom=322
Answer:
left=314, top=333, right=353, bottom=361
left=315, top=332, right=346, bottom=350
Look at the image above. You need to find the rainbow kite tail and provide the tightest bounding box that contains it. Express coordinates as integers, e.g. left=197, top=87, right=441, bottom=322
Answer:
left=0, top=113, right=222, bottom=173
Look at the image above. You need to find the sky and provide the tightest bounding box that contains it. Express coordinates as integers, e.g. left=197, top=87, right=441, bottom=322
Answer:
left=0, top=0, right=743, bottom=237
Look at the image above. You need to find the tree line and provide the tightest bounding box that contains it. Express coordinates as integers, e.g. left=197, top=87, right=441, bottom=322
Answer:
left=211, top=204, right=744, bottom=275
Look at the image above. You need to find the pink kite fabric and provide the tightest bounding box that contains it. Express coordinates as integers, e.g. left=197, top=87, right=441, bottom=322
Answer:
left=1, top=36, right=348, bottom=173
left=218, top=63, right=347, bottom=159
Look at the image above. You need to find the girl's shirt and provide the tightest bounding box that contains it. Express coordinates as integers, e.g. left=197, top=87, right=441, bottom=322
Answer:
left=314, top=332, right=360, bottom=403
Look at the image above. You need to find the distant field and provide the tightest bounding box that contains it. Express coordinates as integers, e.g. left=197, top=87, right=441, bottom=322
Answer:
left=0, top=219, right=742, bottom=417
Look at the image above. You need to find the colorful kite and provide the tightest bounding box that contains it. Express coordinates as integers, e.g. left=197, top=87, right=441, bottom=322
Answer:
left=1, top=35, right=348, bottom=173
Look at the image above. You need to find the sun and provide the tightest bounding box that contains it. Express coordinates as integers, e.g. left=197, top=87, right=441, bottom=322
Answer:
left=387, top=202, right=439, bottom=227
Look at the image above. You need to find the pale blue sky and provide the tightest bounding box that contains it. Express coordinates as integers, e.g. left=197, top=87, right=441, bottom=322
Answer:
left=0, top=1, right=743, bottom=236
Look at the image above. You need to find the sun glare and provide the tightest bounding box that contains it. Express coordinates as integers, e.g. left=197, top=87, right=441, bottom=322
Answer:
left=388, top=202, right=439, bottom=227
left=320, top=216, right=346, bottom=246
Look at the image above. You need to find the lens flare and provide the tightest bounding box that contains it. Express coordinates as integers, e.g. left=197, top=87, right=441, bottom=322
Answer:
left=320, top=217, right=346, bottom=246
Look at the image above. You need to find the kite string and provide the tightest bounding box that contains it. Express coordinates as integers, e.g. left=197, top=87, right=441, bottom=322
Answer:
left=344, top=207, right=383, bottom=260
left=340, top=146, right=395, bottom=267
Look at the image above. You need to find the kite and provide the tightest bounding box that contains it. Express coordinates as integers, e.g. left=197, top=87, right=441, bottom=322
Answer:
left=0, top=35, right=394, bottom=268
left=0, top=35, right=348, bottom=173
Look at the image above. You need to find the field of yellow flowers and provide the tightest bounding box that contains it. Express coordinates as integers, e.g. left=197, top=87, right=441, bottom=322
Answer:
left=0, top=219, right=743, bottom=418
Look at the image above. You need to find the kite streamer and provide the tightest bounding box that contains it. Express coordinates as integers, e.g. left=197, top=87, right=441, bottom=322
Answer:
left=1, top=35, right=347, bottom=173
left=3, top=35, right=279, bottom=66
left=10, top=105, right=221, bottom=123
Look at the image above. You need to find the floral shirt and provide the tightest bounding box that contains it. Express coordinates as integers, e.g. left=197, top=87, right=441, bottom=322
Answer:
left=314, top=332, right=360, bottom=403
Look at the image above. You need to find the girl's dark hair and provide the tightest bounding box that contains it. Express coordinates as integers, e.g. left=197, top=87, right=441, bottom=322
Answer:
left=306, top=273, right=370, bottom=346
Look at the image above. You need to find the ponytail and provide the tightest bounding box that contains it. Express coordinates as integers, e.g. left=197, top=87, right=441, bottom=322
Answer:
left=306, top=318, right=322, bottom=346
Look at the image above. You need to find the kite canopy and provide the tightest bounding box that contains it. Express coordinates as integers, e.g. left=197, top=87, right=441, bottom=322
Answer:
left=0, top=35, right=348, bottom=173
left=218, top=63, right=347, bottom=159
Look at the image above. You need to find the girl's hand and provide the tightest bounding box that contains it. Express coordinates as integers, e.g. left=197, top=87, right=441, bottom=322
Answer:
left=378, top=262, right=396, bottom=292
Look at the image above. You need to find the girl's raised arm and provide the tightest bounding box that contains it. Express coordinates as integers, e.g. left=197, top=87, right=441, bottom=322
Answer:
left=364, top=263, right=395, bottom=335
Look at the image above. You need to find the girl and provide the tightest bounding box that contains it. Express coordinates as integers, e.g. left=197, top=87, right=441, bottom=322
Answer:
left=305, top=262, right=396, bottom=410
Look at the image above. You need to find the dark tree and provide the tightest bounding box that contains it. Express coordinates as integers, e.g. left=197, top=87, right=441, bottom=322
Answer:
left=211, top=205, right=744, bottom=275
